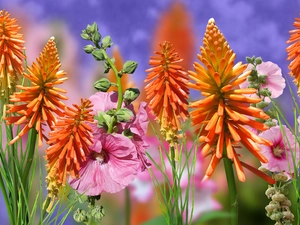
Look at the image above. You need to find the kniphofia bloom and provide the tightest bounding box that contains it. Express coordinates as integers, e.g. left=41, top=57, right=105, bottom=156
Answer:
left=45, top=98, right=94, bottom=209
left=0, top=10, right=26, bottom=108
left=145, top=41, right=189, bottom=143
left=5, top=37, right=68, bottom=147
left=287, top=15, right=300, bottom=95
left=188, top=18, right=274, bottom=183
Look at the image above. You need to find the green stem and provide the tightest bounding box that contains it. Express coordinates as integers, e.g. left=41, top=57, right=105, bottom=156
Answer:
left=125, top=187, right=131, bottom=225
left=102, top=49, right=123, bottom=110
left=22, top=128, right=37, bottom=185
left=0, top=170, right=13, bottom=224
left=170, top=146, right=182, bottom=225
left=223, top=157, right=238, bottom=225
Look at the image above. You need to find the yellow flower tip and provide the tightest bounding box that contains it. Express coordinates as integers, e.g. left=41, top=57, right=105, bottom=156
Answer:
left=208, top=18, right=215, bottom=24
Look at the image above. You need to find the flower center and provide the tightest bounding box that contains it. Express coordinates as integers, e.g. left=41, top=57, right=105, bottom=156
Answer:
left=273, top=146, right=284, bottom=158
left=92, top=151, right=108, bottom=164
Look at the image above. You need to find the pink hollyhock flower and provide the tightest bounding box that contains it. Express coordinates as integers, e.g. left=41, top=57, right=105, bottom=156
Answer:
left=240, top=61, right=285, bottom=102
left=259, top=125, right=299, bottom=174
left=69, top=133, right=140, bottom=195
left=89, top=91, right=150, bottom=171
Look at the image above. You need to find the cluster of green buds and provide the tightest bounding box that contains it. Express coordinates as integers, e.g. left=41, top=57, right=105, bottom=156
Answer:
left=70, top=193, right=105, bottom=224
left=246, top=56, right=276, bottom=128
left=260, top=169, right=294, bottom=225
left=81, top=22, right=141, bottom=133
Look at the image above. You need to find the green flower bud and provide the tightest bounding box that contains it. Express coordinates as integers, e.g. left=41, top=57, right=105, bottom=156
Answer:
left=259, top=88, right=271, bottom=97
left=123, top=88, right=140, bottom=105
left=250, top=69, right=258, bottom=77
left=73, top=209, right=88, bottom=223
left=123, top=128, right=134, bottom=138
left=91, top=205, right=105, bottom=221
left=92, top=32, right=101, bottom=44
left=258, top=74, right=267, bottom=84
left=246, top=56, right=254, bottom=64
left=89, top=22, right=98, bottom=33
left=122, top=60, right=138, bottom=74
left=258, top=166, right=270, bottom=174
left=102, top=36, right=113, bottom=49
left=92, top=49, right=105, bottom=61
left=247, top=76, right=256, bottom=82
left=103, top=61, right=111, bottom=73
left=94, top=78, right=111, bottom=92
left=84, top=44, right=94, bottom=54
left=270, top=212, right=283, bottom=221
left=256, top=101, right=269, bottom=109
left=81, top=31, right=90, bottom=40
left=248, top=83, right=259, bottom=89
left=116, top=108, right=134, bottom=122
left=264, top=120, right=276, bottom=128
left=95, top=111, right=113, bottom=130
left=255, top=57, right=263, bottom=65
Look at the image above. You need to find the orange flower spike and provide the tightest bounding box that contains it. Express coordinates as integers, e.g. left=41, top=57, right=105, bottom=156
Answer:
left=145, top=41, right=189, bottom=143
left=45, top=98, right=94, bottom=183
left=287, top=16, right=300, bottom=95
left=5, top=37, right=68, bottom=146
left=0, top=10, right=26, bottom=105
left=44, top=98, right=94, bottom=206
left=189, top=18, right=272, bottom=181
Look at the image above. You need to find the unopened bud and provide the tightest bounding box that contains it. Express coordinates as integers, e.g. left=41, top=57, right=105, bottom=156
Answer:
left=84, top=45, right=94, bottom=54
left=265, top=202, right=280, bottom=213
left=94, top=78, right=111, bottom=92
left=116, top=108, right=134, bottom=122
left=123, top=88, right=140, bottom=105
left=102, top=36, right=113, bottom=49
left=270, top=212, right=283, bottom=221
left=92, top=32, right=101, bottom=44
left=256, top=101, right=269, bottom=109
left=283, top=211, right=294, bottom=221
left=255, top=57, right=263, bottom=65
left=265, top=187, right=276, bottom=198
left=92, top=49, right=105, bottom=61
left=91, top=205, right=105, bottom=221
left=259, top=88, right=271, bottom=97
left=122, top=61, right=138, bottom=74
left=73, top=209, right=88, bottom=223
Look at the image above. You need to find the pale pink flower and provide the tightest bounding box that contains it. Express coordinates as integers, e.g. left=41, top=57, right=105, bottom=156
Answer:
left=259, top=125, right=299, bottom=173
left=240, top=61, right=285, bottom=101
left=69, top=133, right=140, bottom=195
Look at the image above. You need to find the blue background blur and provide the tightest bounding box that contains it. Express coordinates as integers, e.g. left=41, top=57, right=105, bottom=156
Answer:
left=1, top=0, right=300, bottom=224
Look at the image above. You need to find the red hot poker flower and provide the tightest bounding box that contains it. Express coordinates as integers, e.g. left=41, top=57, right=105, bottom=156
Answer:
left=145, top=41, right=189, bottom=143
left=188, top=18, right=274, bottom=183
left=5, top=37, right=68, bottom=146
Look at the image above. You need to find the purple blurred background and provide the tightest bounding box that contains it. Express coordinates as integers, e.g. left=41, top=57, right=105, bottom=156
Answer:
left=1, top=0, right=300, bottom=224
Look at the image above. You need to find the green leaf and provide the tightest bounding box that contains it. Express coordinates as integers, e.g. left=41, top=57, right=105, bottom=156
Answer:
left=140, top=216, right=167, bottom=225
left=192, top=211, right=232, bottom=224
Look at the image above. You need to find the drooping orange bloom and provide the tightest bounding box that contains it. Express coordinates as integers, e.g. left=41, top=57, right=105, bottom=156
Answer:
left=145, top=41, right=189, bottom=142
left=0, top=10, right=26, bottom=104
left=44, top=98, right=94, bottom=206
left=5, top=37, right=68, bottom=147
left=188, top=18, right=274, bottom=183
left=287, top=16, right=300, bottom=95
left=152, top=1, right=196, bottom=70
